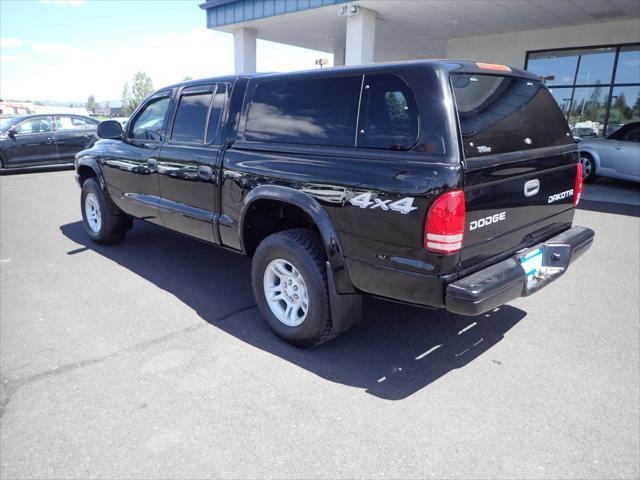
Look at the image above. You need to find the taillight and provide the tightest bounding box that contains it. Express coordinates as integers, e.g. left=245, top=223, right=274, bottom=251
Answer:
left=574, top=162, right=583, bottom=206
left=424, top=190, right=465, bottom=254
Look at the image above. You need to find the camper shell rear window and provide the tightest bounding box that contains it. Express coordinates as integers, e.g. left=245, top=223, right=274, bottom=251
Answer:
left=451, top=74, right=573, bottom=159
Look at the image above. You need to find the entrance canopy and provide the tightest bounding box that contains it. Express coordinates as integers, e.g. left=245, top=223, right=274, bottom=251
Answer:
left=200, top=0, right=640, bottom=71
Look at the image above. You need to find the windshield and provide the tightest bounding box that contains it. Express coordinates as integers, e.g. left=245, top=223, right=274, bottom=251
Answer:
left=451, top=74, right=573, bottom=158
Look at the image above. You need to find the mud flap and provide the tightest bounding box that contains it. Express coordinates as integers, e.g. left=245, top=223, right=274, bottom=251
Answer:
left=326, top=262, right=362, bottom=334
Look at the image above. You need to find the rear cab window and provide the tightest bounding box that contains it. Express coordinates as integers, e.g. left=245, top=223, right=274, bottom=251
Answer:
left=451, top=74, right=573, bottom=159
left=171, top=85, right=214, bottom=144
left=170, top=83, right=229, bottom=145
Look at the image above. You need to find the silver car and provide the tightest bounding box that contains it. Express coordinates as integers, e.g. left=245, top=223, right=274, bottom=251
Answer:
left=578, top=122, right=640, bottom=183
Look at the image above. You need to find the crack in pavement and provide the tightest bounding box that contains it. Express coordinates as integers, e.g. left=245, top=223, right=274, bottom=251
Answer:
left=0, top=304, right=257, bottom=419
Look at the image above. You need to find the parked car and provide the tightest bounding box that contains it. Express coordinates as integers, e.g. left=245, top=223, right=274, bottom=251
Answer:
left=75, top=60, right=594, bottom=348
left=0, top=114, right=99, bottom=171
left=579, top=121, right=640, bottom=183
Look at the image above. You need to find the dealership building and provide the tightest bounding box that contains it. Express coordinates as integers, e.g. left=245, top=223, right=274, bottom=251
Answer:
left=199, top=0, right=640, bottom=139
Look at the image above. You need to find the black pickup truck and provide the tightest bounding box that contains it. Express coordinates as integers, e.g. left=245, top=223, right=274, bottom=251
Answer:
left=75, top=60, right=594, bottom=347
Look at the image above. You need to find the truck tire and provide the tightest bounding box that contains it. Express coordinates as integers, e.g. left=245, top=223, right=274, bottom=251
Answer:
left=251, top=228, right=334, bottom=348
left=580, top=153, right=597, bottom=183
left=80, top=178, right=130, bottom=244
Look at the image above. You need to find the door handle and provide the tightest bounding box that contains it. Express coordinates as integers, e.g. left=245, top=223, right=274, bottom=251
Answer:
left=47, top=137, right=54, bottom=144
left=615, top=146, right=622, bottom=150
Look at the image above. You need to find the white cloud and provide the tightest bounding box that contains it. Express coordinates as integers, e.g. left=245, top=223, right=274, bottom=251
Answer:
left=0, top=27, right=333, bottom=103
left=1, top=27, right=235, bottom=102
left=31, top=41, right=86, bottom=58
left=0, top=53, right=32, bottom=64
left=39, top=0, right=87, bottom=6
left=0, top=38, right=23, bottom=48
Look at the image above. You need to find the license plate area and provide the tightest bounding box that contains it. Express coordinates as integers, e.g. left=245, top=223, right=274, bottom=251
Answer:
left=518, top=247, right=544, bottom=285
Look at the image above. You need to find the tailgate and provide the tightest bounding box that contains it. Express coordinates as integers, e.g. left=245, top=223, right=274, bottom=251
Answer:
left=462, top=149, right=578, bottom=270
left=450, top=72, right=579, bottom=272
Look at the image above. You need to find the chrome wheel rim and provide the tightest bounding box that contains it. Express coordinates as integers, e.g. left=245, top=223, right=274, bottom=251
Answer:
left=263, top=258, right=309, bottom=327
left=580, top=156, right=592, bottom=178
left=84, top=192, right=102, bottom=233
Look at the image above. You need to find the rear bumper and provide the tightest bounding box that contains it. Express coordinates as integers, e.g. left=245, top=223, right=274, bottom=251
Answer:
left=445, top=226, right=594, bottom=316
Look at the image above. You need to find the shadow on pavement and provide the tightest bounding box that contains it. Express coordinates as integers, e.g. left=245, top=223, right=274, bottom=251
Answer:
left=579, top=178, right=640, bottom=217
left=61, top=220, right=526, bottom=400
left=578, top=199, right=640, bottom=217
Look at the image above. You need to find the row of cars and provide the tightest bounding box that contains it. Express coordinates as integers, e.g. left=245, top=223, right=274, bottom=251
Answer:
left=0, top=112, right=638, bottom=183
left=0, top=115, right=126, bottom=172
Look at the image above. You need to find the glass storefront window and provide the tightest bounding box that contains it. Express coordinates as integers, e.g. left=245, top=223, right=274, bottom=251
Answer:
left=548, top=87, right=573, bottom=117
left=527, top=43, right=640, bottom=140
left=608, top=86, right=640, bottom=128
left=615, top=46, right=640, bottom=84
left=568, top=87, right=609, bottom=138
left=575, top=47, right=616, bottom=85
left=527, top=50, right=579, bottom=86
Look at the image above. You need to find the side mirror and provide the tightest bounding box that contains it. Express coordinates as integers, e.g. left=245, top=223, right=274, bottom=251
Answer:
left=97, top=120, right=123, bottom=139
left=7, top=127, right=17, bottom=138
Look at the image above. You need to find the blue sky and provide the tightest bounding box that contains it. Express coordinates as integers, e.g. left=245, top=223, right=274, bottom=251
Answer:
left=0, top=0, right=333, bottom=103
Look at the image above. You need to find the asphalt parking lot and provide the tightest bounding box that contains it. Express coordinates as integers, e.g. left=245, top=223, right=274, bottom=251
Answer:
left=1, top=170, right=638, bottom=479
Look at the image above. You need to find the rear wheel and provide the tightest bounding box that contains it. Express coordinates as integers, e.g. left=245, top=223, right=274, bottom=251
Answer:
left=251, top=229, right=334, bottom=348
left=81, top=178, right=130, bottom=244
left=580, top=154, right=597, bottom=183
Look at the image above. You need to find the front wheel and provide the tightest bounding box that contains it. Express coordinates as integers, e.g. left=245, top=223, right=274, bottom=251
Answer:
left=251, top=229, right=334, bottom=348
left=81, top=178, right=130, bottom=244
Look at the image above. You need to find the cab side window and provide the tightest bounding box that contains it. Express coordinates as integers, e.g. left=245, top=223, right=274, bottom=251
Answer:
left=130, top=96, right=170, bottom=141
left=16, top=117, right=52, bottom=135
left=206, top=84, right=227, bottom=144
left=171, top=86, right=213, bottom=144
left=357, top=74, right=418, bottom=150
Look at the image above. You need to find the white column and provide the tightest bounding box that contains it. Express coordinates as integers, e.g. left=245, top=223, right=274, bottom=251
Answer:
left=345, top=6, right=376, bottom=65
left=333, top=47, right=345, bottom=66
left=233, top=27, right=257, bottom=74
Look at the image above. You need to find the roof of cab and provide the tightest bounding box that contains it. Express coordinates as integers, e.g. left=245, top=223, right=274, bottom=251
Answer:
left=158, top=59, right=539, bottom=93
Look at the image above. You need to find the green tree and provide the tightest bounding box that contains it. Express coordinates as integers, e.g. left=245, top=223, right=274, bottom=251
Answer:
left=183, top=75, right=193, bottom=81
left=121, top=81, right=133, bottom=116
left=121, top=72, right=154, bottom=116
left=586, top=81, right=603, bottom=120
left=633, top=93, right=640, bottom=120
left=614, top=91, right=633, bottom=120
left=386, top=92, right=408, bottom=120
left=130, top=71, right=154, bottom=110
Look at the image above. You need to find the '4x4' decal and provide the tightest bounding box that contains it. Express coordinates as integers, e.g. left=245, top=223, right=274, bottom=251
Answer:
left=349, top=192, right=418, bottom=215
